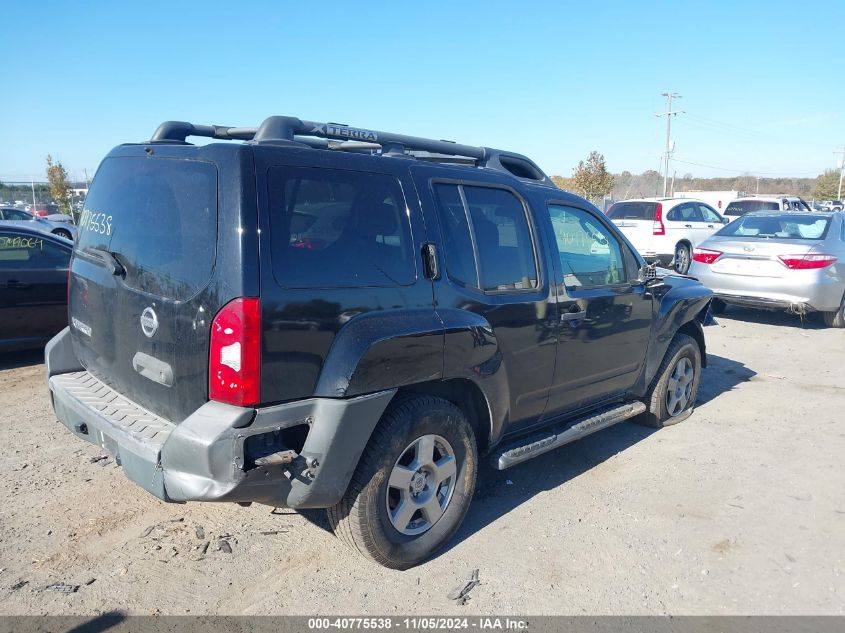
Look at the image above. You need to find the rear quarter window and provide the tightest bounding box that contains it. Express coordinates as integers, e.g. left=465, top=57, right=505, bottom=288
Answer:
left=268, top=166, right=415, bottom=288
left=606, top=202, right=656, bottom=220
left=77, top=157, right=218, bottom=301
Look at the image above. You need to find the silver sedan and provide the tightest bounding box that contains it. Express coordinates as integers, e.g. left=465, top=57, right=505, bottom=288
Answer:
left=0, top=206, right=77, bottom=241
left=689, top=211, right=845, bottom=327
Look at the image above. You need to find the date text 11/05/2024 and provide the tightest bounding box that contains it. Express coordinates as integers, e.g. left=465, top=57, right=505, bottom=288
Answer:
left=307, top=617, right=529, bottom=630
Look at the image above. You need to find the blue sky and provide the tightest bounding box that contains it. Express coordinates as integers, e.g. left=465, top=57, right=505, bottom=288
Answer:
left=2, top=0, right=843, bottom=182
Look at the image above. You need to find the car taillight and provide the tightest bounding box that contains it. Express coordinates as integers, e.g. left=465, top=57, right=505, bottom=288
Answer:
left=652, top=203, right=665, bottom=235
left=209, top=297, right=261, bottom=407
left=778, top=254, right=837, bottom=270
left=692, top=248, right=722, bottom=264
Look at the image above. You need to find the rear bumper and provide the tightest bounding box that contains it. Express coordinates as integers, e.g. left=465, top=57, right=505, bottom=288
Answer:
left=690, top=264, right=845, bottom=313
left=46, top=328, right=395, bottom=509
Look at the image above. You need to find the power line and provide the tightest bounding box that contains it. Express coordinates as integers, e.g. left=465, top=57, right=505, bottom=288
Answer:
left=681, top=112, right=835, bottom=151
left=671, top=157, right=819, bottom=177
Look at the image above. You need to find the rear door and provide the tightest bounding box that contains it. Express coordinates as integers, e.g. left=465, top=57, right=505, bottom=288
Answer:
left=414, top=167, right=558, bottom=431
left=69, top=153, right=223, bottom=422
left=0, top=230, right=70, bottom=343
left=665, top=202, right=705, bottom=245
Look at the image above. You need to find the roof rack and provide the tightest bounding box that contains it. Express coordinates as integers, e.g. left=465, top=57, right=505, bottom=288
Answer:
left=149, top=116, right=551, bottom=184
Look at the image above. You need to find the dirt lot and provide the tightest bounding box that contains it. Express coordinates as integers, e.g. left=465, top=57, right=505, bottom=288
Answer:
left=0, top=308, right=843, bottom=616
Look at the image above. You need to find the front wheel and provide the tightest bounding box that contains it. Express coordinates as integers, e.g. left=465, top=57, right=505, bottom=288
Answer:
left=54, top=229, right=73, bottom=240
left=327, top=395, right=477, bottom=569
left=636, top=333, right=702, bottom=428
left=674, top=243, right=691, bottom=274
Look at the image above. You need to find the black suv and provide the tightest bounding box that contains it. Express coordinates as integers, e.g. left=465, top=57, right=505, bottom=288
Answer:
left=46, top=116, right=713, bottom=569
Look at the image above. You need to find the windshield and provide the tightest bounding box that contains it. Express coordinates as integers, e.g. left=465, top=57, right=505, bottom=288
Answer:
left=606, top=201, right=656, bottom=220
left=723, top=200, right=780, bottom=216
left=716, top=214, right=831, bottom=240
left=77, top=156, right=218, bottom=300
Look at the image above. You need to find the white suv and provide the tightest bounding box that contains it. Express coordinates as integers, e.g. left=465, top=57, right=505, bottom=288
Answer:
left=723, top=196, right=813, bottom=217
left=606, top=198, right=727, bottom=273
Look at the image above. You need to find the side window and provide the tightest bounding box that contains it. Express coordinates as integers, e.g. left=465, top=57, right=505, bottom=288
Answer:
left=268, top=166, right=414, bottom=288
left=433, top=184, right=478, bottom=289
left=433, top=184, right=538, bottom=292
left=668, top=203, right=703, bottom=222
left=6, top=209, right=32, bottom=220
left=547, top=205, right=627, bottom=288
left=0, top=232, right=68, bottom=269
left=699, top=205, right=722, bottom=223
left=461, top=186, right=538, bottom=292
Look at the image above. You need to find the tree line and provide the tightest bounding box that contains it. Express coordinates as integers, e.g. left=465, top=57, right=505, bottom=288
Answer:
left=553, top=151, right=839, bottom=204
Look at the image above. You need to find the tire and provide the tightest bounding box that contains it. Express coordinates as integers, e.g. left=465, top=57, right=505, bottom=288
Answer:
left=710, top=298, right=727, bottom=315
left=54, top=229, right=72, bottom=240
left=327, top=395, right=478, bottom=569
left=673, top=243, right=691, bottom=274
left=823, top=293, right=845, bottom=328
left=636, top=333, right=702, bottom=428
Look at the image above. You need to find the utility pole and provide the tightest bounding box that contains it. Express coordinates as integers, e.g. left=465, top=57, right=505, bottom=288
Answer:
left=656, top=92, right=682, bottom=197
left=835, top=147, right=845, bottom=201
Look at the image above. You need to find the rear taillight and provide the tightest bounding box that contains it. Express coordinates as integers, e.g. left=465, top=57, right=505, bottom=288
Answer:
left=209, top=297, right=261, bottom=407
left=652, top=203, right=665, bottom=235
left=692, top=248, right=723, bottom=264
left=778, top=254, right=837, bottom=270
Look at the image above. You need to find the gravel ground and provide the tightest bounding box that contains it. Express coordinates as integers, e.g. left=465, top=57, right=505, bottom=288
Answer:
left=0, top=307, right=843, bottom=615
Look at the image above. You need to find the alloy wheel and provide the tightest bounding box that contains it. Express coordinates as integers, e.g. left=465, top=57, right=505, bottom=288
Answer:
left=385, top=434, right=457, bottom=536
left=666, top=356, right=694, bottom=416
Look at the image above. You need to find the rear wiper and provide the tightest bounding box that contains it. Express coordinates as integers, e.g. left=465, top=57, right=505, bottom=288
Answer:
left=88, top=247, right=125, bottom=276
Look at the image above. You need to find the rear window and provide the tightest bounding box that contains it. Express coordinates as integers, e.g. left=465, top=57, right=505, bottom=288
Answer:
left=77, top=157, right=218, bottom=301
left=0, top=231, right=70, bottom=269
left=606, top=201, right=657, bottom=220
left=717, top=214, right=831, bottom=240
left=268, top=166, right=414, bottom=288
left=724, top=200, right=779, bottom=216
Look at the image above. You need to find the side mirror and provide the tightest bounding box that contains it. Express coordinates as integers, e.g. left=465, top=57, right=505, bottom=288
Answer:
left=637, top=262, right=659, bottom=284
left=721, top=217, right=730, bottom=224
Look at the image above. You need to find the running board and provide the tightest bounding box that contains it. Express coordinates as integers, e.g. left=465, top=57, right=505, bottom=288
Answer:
left=491, top=401, right=647, bottom=470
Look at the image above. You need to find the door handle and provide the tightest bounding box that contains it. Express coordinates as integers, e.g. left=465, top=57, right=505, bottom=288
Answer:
left=4, top=280, right=31, bottom=289
left=560, top=310, right=587, bottom=322
left=707, top=224, right=715, bottom=228
left=421, top=242, right=440, bottom=280
left=684, top=224, right=693, bottom=228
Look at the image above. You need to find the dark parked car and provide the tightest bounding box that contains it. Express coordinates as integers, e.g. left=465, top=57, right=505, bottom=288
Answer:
left=0, top=226, right=71, bottom=351
left=0, top=207, right=77, bottom=240
left=46, top=115, right=713, bottom=568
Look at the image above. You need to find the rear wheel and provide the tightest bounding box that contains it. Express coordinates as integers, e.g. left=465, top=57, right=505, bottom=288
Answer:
left=327, top=395, right=477, bottom=569
left=636, top=333, right=702, bottom=428
left=823, top=293, right=845, bottom=328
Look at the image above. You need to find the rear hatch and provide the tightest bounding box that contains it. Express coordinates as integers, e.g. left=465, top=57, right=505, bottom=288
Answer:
left=607, top=201, right=657, bottom=252
left=69, top=155, right=219, bottom=422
